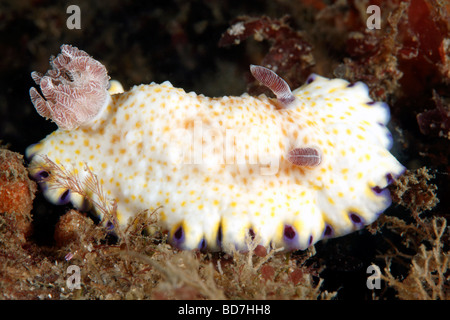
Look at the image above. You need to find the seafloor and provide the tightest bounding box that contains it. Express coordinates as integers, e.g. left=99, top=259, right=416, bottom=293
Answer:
left=0, top=0, right=449, bottom=300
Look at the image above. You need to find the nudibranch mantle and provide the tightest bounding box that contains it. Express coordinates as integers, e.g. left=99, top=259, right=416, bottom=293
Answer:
left=27, top=45, right=404, bottom=251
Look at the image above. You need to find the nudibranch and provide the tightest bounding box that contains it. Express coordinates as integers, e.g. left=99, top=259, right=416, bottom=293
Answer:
left=27, top=44, right=405, bottom=251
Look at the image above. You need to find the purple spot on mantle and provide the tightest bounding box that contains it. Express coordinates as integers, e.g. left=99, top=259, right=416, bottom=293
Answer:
left=34, top=170, right=49, bottom=181
left=349, top=212, right=362, bottom=223
left=172, top=226, right=185, bottom=248
left=386, top=173, right=394, bottom=184
left=323, top=224, right=334, bottom=237
left=349, top=212, right=365, bottom=228
left=372, top=186, right=383, bottom=194
left=58, top=189, right=71, bottom=205
left=198, top=238, right=207, bottom=251
left=174, top=226, right=183, bottom=239
left=306, top=74, right=316, bottom=84
left=372, top=186, right=391, bottom=200
left=248, top=228, right=255, bottom=241
left=283, top=225, right=300, bottom=249
left=284, top=225, right=296, bottom=240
